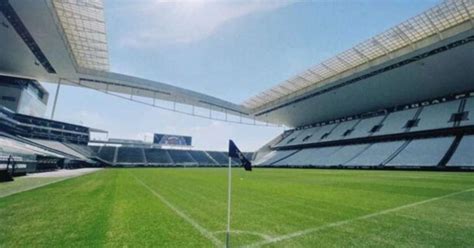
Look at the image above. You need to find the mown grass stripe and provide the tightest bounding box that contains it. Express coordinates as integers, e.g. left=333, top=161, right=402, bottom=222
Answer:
left=245, top=187, right=474, bottom=247
left=131, top=173, right=223, bottom=247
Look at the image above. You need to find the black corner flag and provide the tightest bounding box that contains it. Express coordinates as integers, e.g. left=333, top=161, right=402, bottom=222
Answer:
left=228, top=140, right=252, bottom=171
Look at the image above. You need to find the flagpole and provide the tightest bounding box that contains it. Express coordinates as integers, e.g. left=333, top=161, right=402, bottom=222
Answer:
left=226, top=156, right=232, bottom=248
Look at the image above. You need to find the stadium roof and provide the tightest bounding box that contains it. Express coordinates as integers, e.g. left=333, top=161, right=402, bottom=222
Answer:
left=52, top=0, right=109, bottom=71
left=243, top=0, right=474, bottom=111
left=0, top=0, right=248, bottom=119
left=0, top=0, right=473, bottom=127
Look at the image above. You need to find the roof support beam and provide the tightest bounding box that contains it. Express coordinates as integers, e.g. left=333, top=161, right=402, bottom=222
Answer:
left=336, top=55, right=353, bottom=68
left=460, top=0, right=474, bottom=28
left=352, top=47, right=371, bottom=63
left=321, top=62, right=338, bottom=74
left=424, top=12, right=443, bottom=41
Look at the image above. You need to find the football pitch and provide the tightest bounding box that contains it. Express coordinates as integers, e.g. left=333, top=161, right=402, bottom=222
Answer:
left=1, top=168, right=473, bottom=247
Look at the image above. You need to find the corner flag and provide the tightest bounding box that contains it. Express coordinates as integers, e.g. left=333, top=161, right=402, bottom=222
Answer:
left=228, top=140, right=252, bottom=171
left=225, top=140, right=251, bottom=247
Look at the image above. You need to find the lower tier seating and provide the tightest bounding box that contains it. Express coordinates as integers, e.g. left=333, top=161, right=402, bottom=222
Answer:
left=385, top=137, right=454, bottom=167
left=98, top=146, right=116, bottom=163
left=116, top=147, right=145, bottom=164
left=188, top=151, right=217, bottom=166
left=167, top=150, right=197, bottom=165
left=207, top=151, right=229, bottom=165
left=447, top=135, right=474, bottom=167
left=258, top=135, right=472, bottom=169
left=92, top=146, right=242, bottom=167
left=144, top=149, right=173, bottom=165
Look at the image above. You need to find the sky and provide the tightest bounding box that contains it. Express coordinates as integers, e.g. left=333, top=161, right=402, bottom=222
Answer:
left=42, top=0, right=440, bottom=151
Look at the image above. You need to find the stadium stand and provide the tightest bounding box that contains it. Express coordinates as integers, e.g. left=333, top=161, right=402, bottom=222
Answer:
left=275, top=129, right=303, bottom=147
left=244, top=152, right=254, bottom=161
left=460, top=97, right=474, bottom=127
left=206, top=151, right=229, bottom=165
left=63, top=143, right=96, bottom=158
left=27, top=139, right=89, bottom=160
left=89, top=146, right=101, bottom=154
left=447, top=135, right=474, bottom=167
left=144, top=148, right=174, bottom=165
left=376, top=109, right=418, bottom=136
left=321, top=144, right=371, bottom=166
left=385, top=137, right=455, bottom=167
left=257, top=94, right=474, bottom=169
left=274, top=146, right=340, bottom=167
left=255, top=150, right=299, bottom=166
left=90, top=147, right=244, bottom=167
left=302, top=124, right=336, bottom=144
left=347, top=115, right=386, bottom=139
left=116, top=147, right=145, bottom=165
left=98, top=146, right=116, bottom=164
left=346, top=141, right=406, bottom=167
left=409, top=100, right=461, bottom=132
left=323, top=119, right=360, bottom=142
left=188, top=150, right=217, bottom=166
left=167, top=149, right=198, bottom=165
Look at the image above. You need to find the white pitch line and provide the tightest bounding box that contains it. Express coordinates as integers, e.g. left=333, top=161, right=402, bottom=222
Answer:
left=213, top=230, right=274, bottom=241
left=245, top=187, right=474, bottom=248
left=132, top=174, right=223, bottom=247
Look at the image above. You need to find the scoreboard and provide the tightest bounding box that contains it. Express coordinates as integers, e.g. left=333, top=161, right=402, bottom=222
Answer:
left=153, top=133, right=192, bottom=146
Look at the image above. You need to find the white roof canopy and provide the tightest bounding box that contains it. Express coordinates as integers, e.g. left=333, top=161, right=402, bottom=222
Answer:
left=243, top=0, right=474, bottom=110
left=52, top=0, right=109, bottom=71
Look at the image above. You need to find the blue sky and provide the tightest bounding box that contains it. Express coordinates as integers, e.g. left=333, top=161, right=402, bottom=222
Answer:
left=42, top=0, right=439, bottom=151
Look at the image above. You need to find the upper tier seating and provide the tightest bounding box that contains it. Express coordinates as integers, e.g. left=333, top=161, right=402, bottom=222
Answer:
left=116, top=147, right=145, bottom=164
left=375, top=108, right=418, bottom=136
left=273, top=97, right=474, bottom=149
left=346, top=115, right=386, bottom=139
left=385, top=137, right=454, bottom=167
left=460, top=97, right=474, bottom=126
left=144, top=148, right=173, bottom=165
left=322, top=119, right=360, bottom=142
left=409, top=100, right=461, bottom=132
left=447, top=135, right=474, bottom=167
left=275, top=129, right=304, bottom=147
left=304, top=123, right=337, bottom=144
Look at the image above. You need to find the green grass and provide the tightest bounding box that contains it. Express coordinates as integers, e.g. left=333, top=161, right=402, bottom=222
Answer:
left=1, top=168, right=473, bottom=247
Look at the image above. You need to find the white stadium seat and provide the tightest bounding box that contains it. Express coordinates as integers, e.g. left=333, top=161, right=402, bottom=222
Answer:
left=447, top=135, right=474, bottom=167
left=346, top=141, right=406, bottom=166
left=385, top=137, right=454, bottom=167
left=376, top=108, right=418, bottom=136
left=409, top=100, right=461, bottom=132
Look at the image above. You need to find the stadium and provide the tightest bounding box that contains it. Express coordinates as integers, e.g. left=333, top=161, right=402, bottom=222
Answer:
left=1, top=0, right=473, bottom=247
